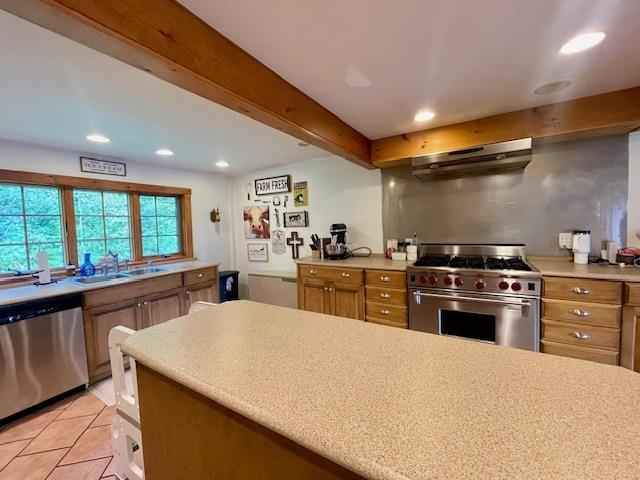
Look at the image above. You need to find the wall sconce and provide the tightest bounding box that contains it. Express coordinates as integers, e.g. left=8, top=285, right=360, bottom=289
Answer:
left=210, top=208, right=221, bottom=223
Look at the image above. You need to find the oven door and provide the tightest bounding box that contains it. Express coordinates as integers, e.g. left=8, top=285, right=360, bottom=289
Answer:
left=409, top=289, right=539, bottom=351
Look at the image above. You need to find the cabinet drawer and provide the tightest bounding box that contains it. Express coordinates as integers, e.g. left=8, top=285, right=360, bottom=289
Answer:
left=542, top=319, right=620, bottom=350
left=543, top=277, right=622, bottom=304
left=624, top=283, right=640, bottom=306
left=299, top=265, right=363, bottom=285
left=367, top=316, right=407, bottom=329
left=365, top=270, right=406, bottom=289
left=184, top=268, right=217, bottom=286
left=542, top=299, right=621, bottom=328
left=365, top=302, right=407, bottom=326
left=365, top=286, right=407, bottom=306
left=541, top=340, right=619, bottom=365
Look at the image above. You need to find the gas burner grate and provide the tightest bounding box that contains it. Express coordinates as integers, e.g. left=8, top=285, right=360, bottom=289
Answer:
left=486, top=257, right=533, bottom=271
left=413, top=255, right=450, bottom=267
left=449, top=256, right=486, bottom=269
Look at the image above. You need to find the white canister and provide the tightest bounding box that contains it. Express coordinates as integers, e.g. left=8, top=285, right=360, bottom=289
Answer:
left=572, top=231, right=591, bottom=264
left=406, top=245, right=418, bottom=261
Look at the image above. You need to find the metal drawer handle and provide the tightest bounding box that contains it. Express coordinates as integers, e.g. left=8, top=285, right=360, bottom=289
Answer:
left=570, top=309, right=589, bottom=317
left=569, top=331, right=591, bottom=340
left=185, top=291, right=191, bottom=296
left=381, top=309, right=390, bottom=315
left=570, top=287, right=590, bottom=295
left=379, top=293, right=392, bottom=299
left=310, top=269, right=317, bottom=275
left=143, top=301, right=149, bottom=305
left=341, top=272, right=350, bottom=278
left=197, top=273, right=203, bottom=278
left=380, top=276, right=391, bottom=282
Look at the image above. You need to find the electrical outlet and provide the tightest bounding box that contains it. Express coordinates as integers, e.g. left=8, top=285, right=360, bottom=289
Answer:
left=559, top=232, right=573, bottom=249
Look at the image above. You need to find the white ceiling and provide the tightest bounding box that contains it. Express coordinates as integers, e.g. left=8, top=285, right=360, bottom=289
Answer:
left=0, top=10, right=329, bottom=175
left=180, top=0, right=640, bottom=139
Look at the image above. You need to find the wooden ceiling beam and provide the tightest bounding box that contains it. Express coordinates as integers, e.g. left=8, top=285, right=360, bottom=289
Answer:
left=372, top=86, right=640, bottom=167
left=0, top=0, right=372, bottom=167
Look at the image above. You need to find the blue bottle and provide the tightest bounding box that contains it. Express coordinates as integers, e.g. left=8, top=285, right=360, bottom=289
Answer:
left=79, top=253, right=96, bottom=277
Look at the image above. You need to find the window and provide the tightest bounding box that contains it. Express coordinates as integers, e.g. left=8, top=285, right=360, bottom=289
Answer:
left=0, top=184, right=65, bottom=271
left=74, top=190, right=132, bottom=263
left=0, top=170, right=192, bottom=279
left=140, top=195, right=180, bottom=257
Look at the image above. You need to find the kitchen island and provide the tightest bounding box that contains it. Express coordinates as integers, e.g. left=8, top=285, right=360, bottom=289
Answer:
left=122, top=300, right=640, bottom=480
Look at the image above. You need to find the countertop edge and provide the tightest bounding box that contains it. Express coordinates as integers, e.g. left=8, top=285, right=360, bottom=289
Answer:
left=0, top=260, right=221, bottom=307
left=122, top=337, right=403, bottom=480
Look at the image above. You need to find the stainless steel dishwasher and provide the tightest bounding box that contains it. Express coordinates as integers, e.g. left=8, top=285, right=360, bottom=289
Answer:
left=0, top=293, right=88, bottom=420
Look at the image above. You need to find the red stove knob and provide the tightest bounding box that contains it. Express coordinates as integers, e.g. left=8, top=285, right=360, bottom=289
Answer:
left=499, top=281, right=510, bottom=290
left=454, top=277, right=464, bottom=287
left=419, top=273, right=428, bottom=285
left=443, top=276, right=453, bottom=286
left=428, top=274, right=438, bottom=286
left=511, top=282, right=522, bottom=292
left=475, top=280, right=486, bottom=290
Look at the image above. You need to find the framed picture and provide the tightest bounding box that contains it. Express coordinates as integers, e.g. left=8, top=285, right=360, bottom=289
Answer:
left=284, top=211, right=309, bottom=228
left=243, top=205, right=270, bottom=239
left=247, top=243, right=269, bottom=262
left=293, top=181, right=308, bottom=206
left=254, top=175, right=291, bottom=196
left=80, top=156, right=126, bottom=176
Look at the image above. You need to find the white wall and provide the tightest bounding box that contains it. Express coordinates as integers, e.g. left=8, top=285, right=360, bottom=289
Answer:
left=628, top=131, right=640, bottom=248
left=232, top=155, right=383, bottom=296
left=0, top=139, right=234, bottom=267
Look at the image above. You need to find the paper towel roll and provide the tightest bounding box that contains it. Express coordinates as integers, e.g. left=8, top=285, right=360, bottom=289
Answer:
left=37, top=250, right=51, bottom=284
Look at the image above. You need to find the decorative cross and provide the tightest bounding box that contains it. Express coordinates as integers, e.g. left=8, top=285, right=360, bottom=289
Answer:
left=286, top=231, right=304, bottom=259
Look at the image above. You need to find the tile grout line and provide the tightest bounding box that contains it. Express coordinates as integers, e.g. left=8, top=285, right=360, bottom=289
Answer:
left=45, top=400, right=109, bottom=479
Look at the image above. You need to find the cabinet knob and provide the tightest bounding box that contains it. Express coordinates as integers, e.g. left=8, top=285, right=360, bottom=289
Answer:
left=569, top=331, right=591, bottom=340
left=186, top=291, right=191, bottom=295
left=323, top=287, right=328, bottom=291
left=570, top=309, right=589, bottom=317
left=379, top=293, right=392, bottom=299
left=137, top=303, right=141, bottom=307
left=310, top=269, right=317, bottom=275
left=197, top=273, right=203, bottom=278
left=143, top=301, right=149, bottom=305
left=380, top=276, right=390, bottom=282
left=341, top=272, right=350, bottom=278
left=381, top=309, right=390, bottom=315
left=570, top=287, right=590, bottom=295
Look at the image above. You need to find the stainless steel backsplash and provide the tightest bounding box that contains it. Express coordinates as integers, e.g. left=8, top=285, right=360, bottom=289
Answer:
left=381, top=135, right=628, bottom=255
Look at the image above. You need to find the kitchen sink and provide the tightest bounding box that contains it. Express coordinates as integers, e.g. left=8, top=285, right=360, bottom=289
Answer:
left=125, top=267, right=167, bottom=276
left=73, top=273, right=130, bottom=284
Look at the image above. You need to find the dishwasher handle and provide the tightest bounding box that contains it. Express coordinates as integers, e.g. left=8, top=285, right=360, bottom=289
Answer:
left=0, top=294, right=83, bottom=325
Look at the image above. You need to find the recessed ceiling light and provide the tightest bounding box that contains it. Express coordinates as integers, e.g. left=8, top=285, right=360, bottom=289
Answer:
left=414, top=111, right=436, bottom=122
left=86, top=134, right=110, bottom=143
left=155, top=148, right=174, bottom=156
left=560, top=32, right=606, bottom=54
left=534, top=80, right=572, bottom=95
left=215, top=160, right=229, bottom=168
left=297, top=142, right=310, bottom=147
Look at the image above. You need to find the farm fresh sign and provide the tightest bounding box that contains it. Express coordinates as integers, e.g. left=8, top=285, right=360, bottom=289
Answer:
left=254, top=175, right=290, bottom=196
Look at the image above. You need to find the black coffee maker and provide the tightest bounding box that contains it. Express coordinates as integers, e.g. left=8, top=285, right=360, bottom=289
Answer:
left=325, top=223, right=349, bottom=260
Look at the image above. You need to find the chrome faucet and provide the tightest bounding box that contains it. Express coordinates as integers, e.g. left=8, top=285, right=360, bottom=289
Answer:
left=108, top=250, right=119, bottom=272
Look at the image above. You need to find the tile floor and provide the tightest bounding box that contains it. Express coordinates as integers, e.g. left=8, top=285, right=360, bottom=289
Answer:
left=0, top=391, right=116, bottom=480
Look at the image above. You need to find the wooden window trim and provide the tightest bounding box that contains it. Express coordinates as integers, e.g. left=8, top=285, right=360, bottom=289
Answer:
left=0, top=169, right=194, bottom=284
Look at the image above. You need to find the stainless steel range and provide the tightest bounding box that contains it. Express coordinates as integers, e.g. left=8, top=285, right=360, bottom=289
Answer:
left=408, top=244, right=541, bottom=351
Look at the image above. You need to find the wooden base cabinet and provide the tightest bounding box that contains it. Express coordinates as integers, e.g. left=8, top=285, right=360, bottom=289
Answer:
left=82, top=267, right=218, bottom=382
left=621, top=285, right=640, bottom=372
left=297, top=266, right=365, bottom=320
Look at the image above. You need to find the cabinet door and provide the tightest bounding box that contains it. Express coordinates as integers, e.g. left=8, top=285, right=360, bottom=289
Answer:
left=621, top=306, right=640, bottom=372
left=84, top=299, right=142, bottom=382
left=301, top=279, right=330, bottom=314
left=184, top=281, right=216, bottom=312
left=331, top=283, right=364, bottom=320
left=142, top=288, right=185, bottom=328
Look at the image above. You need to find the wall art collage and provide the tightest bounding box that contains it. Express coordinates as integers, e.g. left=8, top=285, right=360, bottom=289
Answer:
left=243, top=174, right=309, bottom=260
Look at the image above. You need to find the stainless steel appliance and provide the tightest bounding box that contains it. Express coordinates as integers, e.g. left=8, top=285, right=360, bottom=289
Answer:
left=408, top=244, right=541, bottom=351
left=325, top=223, right=349, bottom=260
left=1, top=294, right=88, bottom=420
left=411, top=138, right=532, bottom=180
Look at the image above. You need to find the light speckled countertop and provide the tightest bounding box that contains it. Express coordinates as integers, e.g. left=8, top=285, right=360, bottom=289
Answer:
left=296, top=254, right=411, bottom=271
left=529, top=257, right=640, bottom=281
left=122, top=300, right=640, bottom=480
left=0, top=260, right=219, bottom=307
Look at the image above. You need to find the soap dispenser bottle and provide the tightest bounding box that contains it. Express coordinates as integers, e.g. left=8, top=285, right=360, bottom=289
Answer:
left=79, top=253, right=96, bottom=276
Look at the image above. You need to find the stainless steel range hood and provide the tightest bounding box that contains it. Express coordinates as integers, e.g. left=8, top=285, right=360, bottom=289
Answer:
left=411, top=138, right=532, bottom=180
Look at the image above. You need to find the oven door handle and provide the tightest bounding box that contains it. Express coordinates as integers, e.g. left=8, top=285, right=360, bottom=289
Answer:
left=412, top=290, right=531, bottom=307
